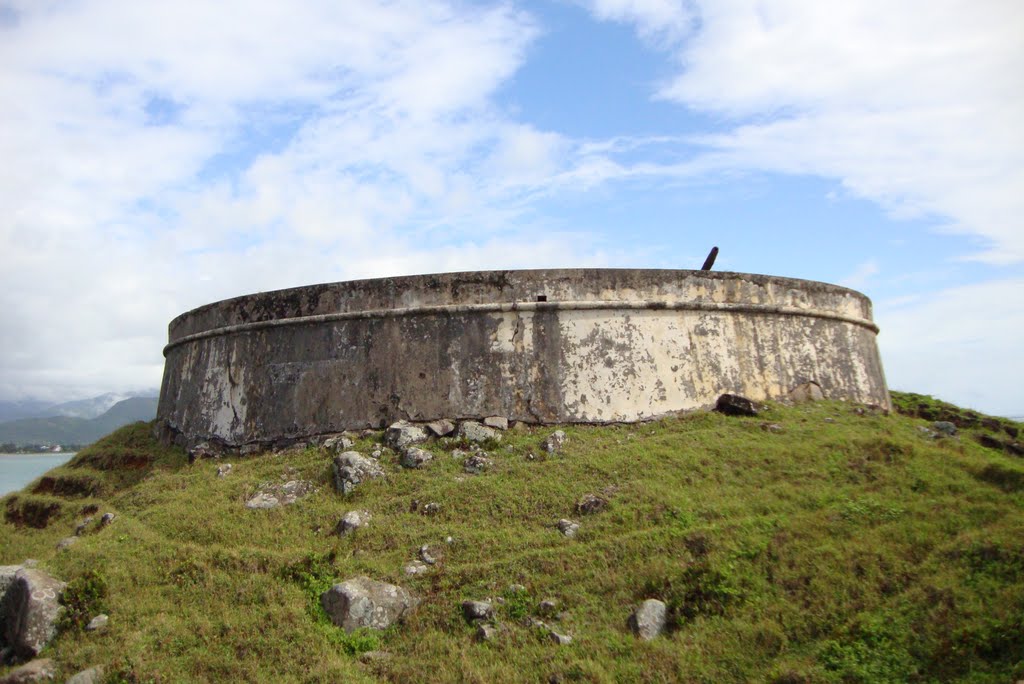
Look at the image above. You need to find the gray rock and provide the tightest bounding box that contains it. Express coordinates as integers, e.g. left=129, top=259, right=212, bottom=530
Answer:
left=542, top=430, right=567, bottom=454
left=400, top=447, right=434, bottom=469
left=548, top=629, right=572, bottom=645
left=55, top=537, right=78, bottom=552
left=403, top=561, right=429, bottom=576
left=475, top=623, right=499, bottom=642
left=557, top=519, right=579, bottom=538
left=99, top=513, right=115, bottom=527
left=74, top=518, right=93, bottom=536
left=537, top=600, right=558, bottom=617
left=188, top=442, right=217, bottom=462
left=421, top=502, right=441, bottom=516
left=2, top=569, right=66, bottom=660
left=575, top=494, right=608, bottom=515
left=457, top=421, right=502, bottom=444
left=320, top=577, right=417, bottom=632
left=64, top=666, right=105, bottom=684
left=384, top=421, right=429, bottom=450
left=788, top=381, right=824, bottom=403
left=419, top=545, right=438, bottom=565
left=425, top=420, right=456, bottom=437
left=932, top=421, right=958, bottom=436
left=332, top=451, right=385, bottom=494
left=85, top=613, right=108, bottom=631
left=336, top=510, right=371, bottom=536
left=245, top=480, right=316, bottom=509
left=216, top=463, right=233, bottom=477
left=322, top=435, right=354, bottom=452
left=761, top=423, right=784, bottom=434
left=461, top=600, right=494, bottom=622
left=0, top=658, right=56, bottom=683
left=239, top=444, right=262, bottom=456
left=483, top=416, right=509, bottom=430
left=463, top=453, right=492, bottom=474
left=628, top=599, right=667, bottom=640
left=0, top=565, right=19, bottom=598
left=715, top=393, right=759, bottom=416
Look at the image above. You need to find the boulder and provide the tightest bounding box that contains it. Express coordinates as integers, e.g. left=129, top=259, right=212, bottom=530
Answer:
left=322, top=435, right=354, bottom=452
left=788, top=382, right=824, bottom=403
left=99, top=513, right=115, bottom=527
left=0, top=658, right=56, bottom=683
left=457, top=421, right=502, bottom=444
left=715, top=393, right=759, bottom=417
left=483, top=417, right=509, bottom=430
left=384, top=421, right=429, bottom=450
left=336, top=510, right=371, bottom=536
left=461, top=600, right=494, bottom=622
left=320, top=577, right=417, bottom=632
left=2, top=569, right=66, bottom=661
left=400, top=447, right=433, bottom=469
left=628, top=599, right=667, bottom=640
left=425, top=420, right=456, bottom=437
left=332, top=451, right=385, bottom=494
left=557, top=519, right=580, bottom=538
left=245, top=480, right=316, bottom=510
left=542, top=430, right=567, bottom=454
left=65, top=666, right=105, bottom=684
left=932, top=421, right=958, bottom=436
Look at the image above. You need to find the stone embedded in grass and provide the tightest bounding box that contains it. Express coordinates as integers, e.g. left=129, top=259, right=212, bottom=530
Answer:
left=457, top=421, right=502, bottom=444
left=187, top=441, right=218, bottom=462
left=74, top=518, right=93, bottom=536
left=932, top=421, right=957, bottom=436
left=761, top=423, right=784, bottom=434
left=320, top=577, right=418, bottom=632
left=400, top=447, right=434, bottom=469
left=404, top=561, right=429, bottom=576
left=628, top=599, right=667, bottom=640
left=245, top=480, right=316, bottom=509
left=788, top=382, right=824, bottom=403
left=85, top=613, right=109, bottom=631
left=99, top=513, right=115, bottom=527
left=475, top=623, right=499, bottom=642
left=542, top=430, right=567, bottom=454
left=55, top=536, right=79, bottom=551
left=216, top=463, right=233, bottom=477
left=0, top=658, right=56, bottom=682
left=548, top=629, right=572, bottom=645
left=2, top=568, right=66, bottom=661
left=65, top=665, right=105, bottom=684
left=332, top=451, right=385, bottom=495
left=557, top=519, right=580, bottom=538
left=425, top=419, right=456, bottom=437
left=336, top=510, right=371, bottom=536
left=461, top=600, right=494, bottom=622
left=575, top=494, right=608, bottom=515
left=715, top=393, right=759, bottom=416
left=463, top=453, right=492, bottom=474
left=421, top=502, right=441, bottom=516
left=321, top=434, right=354, bottom=452
left=419, top=545, right=440, bottom=565
left=384, top=421, right=429, bottom=450
left=537, top=600, right=558, bottom=617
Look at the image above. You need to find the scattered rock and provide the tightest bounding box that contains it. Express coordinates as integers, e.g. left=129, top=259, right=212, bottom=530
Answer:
left=548, top=629, right=572, bottom=645
left=64, top=666, right=105, bottom=684
left=419, top=545, right=439, bottom=565
left=715, top=393, right=759, bottom=416
left=761, top=423, right=784, bottom=434
left=322, top=435, right=354, bottom=452
left=628, top=599, right=667, bottom=640
left=2, top=568, right=66, bottom=661
left=245, top=480, right=316, bottom=510
left=0, top=658, right=56, bottom=683
left=99, top=513, right=115, bottom=527
left=557, top=519, right=580, bottom=538
left=421, top=502, right=441, bottom=516
left=537, top=600, right=558, bottom=617
left=483, top=416, right=509, bottom=430
left=384, top=421, right=429, bottom=450
left=462, top=600, right=494, bottom=622
left=320, top=577, right=418, bottom=632
left=475, top=623, right=499, bottom=642
left=542, top=430, right=567, bottom=454
left=336, top=510, right=371, bottom=536
left=85, top=613, right=109, bottom=631
left=425, top=420, right=456, bottom=437
left=575, top=494, right=608, bottom=515
left=404, top=561, right=429, bottom=576
left=74, top=518, right=93, bottom=536
left=824, top=418, right=836, bottom=424
left=932, top=421, right=958, bottom=436
left=400, top=447, right=434, bottom=469
left=788, top=382, right=824, bottom=403
left=187, top=442, right=218, bottom=462
left=216, top=463, right=233, bottom=478
left=457, top=421, right=502, bottom=444
left=463, top=453, right=492, bottom=474
left=508, top=584, right=526, bottom=594
left=55, top=537, right=78, bottom=552
left=333, top=451, right=385, bottom=494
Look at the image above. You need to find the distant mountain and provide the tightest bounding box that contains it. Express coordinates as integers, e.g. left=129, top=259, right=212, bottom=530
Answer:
left=0, top=396, right=159, bottom=447
left=0, top=399, right=54, bottom=423
left=46, top=392, right=143, bottom=420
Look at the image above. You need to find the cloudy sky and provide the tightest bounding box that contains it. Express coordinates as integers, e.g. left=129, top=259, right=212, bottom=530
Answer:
left=1, top=0, right=1021, bottom=416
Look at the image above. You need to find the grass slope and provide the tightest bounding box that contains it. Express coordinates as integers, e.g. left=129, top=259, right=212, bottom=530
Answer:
left=1, top=395, right=1022, bottom=683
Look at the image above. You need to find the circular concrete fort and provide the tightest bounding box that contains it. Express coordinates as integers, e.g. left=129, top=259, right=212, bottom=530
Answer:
left=156, top=269, right=889, bottom=448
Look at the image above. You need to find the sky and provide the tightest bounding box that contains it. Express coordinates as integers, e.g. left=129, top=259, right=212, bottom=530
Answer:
left=0, top=0, right=1021, bottom=416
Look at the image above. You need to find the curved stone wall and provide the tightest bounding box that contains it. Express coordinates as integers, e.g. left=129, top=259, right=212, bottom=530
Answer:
left=156, top=269, right=889, bottom=447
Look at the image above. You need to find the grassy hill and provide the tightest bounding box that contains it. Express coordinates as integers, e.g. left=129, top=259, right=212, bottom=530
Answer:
left=0, top=397, right=158, bottom=447
left=1, top=394, right=1022, bottom=683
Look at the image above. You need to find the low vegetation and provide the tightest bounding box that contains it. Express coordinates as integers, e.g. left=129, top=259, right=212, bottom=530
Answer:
left=1, top=394, right=1022, bottom=682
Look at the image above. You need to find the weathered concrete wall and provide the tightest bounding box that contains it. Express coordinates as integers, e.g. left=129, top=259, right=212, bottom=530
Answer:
left=156, top=269, right=889, bottom=447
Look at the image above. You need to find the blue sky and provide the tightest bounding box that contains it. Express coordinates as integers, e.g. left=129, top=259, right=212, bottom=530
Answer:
left=0, top=0, right=1021, bottom=416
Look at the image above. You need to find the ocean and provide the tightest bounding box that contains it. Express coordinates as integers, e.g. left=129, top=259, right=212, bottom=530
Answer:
left=0, top=453, right=75, bottom=497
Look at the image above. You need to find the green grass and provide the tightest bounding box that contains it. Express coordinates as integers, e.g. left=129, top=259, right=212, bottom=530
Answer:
left=1, top=398, right=1022, bottom=682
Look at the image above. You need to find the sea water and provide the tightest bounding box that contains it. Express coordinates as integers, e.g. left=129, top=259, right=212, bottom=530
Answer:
left=0, top=453, right=74, bottom=497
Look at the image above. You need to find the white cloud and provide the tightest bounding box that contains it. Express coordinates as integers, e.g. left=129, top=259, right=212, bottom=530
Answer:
left=585, top=0, right=1024, bottom=263
left=876, top=278, right=1024, bottom=417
